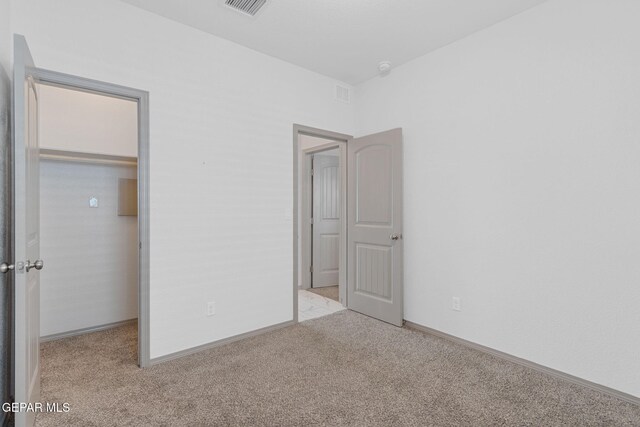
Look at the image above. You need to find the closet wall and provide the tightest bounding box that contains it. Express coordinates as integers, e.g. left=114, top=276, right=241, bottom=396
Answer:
left=40, top=84, right=137, bottom=157
left=38, top=84, right=139, bottom=338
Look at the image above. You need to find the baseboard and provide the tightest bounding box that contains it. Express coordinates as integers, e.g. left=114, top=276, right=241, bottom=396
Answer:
left=149, top=319, right=296, bottom=366
left=404, top=320, right=640, bottom=407
left=40, top=319, right=137, bottom=342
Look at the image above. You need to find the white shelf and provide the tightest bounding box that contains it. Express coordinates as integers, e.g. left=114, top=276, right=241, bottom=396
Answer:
left=39, top=149, right=137, bottom=167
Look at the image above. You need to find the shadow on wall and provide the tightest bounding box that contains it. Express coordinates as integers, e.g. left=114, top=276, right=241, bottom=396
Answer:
left=0, top=63, right=12, bottom=425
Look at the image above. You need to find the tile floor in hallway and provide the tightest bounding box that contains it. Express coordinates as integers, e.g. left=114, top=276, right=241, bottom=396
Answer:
left=298, top=288, right=345, bottom=321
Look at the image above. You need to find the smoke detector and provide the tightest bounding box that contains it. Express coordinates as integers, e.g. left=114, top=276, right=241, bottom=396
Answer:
left=378, top=61, right=392, bottom=76
left=224, top=0, right=268, bottom=17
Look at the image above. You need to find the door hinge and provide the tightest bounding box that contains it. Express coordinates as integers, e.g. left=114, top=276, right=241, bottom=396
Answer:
left=310, top=169, right=314, bottom=177
left=310, top=218, right=314, bottom=224
left=310, top=265, right=313, bottom=273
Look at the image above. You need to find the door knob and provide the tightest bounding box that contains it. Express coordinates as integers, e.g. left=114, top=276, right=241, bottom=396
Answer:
left=0, top=263, right=14, bottom=274
left=25, top=259, right=44, bottom=272
left=390, top=234, right=402, bottom=241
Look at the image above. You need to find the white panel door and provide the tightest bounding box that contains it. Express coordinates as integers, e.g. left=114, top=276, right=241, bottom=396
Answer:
left=312, top=154, right=340, bottom=288
left=347, top=128, right=403, bottom=326
left=13, top=36, right=41, bottom=427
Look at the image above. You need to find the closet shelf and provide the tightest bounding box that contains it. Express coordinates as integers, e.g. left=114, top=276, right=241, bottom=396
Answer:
left=39, top=149, right=137, bottom=166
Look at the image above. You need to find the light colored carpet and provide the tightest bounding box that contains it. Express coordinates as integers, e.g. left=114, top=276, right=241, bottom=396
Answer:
left=307, top=285, right=339, bottom=302
left=37, top=311, right=639, bottom=426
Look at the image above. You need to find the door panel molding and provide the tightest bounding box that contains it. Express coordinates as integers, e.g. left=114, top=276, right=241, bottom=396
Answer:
left=355, top=144, right=393, bottom=226
left=354, top=243, right=393, bottom=301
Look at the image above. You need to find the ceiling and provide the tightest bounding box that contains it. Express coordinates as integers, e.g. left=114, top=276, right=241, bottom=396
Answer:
left=119, top=0, right=547, bottom=85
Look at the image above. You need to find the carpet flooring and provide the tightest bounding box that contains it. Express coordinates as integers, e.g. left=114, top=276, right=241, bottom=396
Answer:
left=37, top=311, right=639, bottom=426
left=307, top=285, right=339, bottom=302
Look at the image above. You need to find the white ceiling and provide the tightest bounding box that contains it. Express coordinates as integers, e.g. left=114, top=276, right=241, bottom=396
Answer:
left=119, top=0, right=547, bottom=85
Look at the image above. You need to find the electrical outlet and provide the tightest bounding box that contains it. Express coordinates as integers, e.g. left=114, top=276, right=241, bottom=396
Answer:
left=452, top=297, right=461, bottom=312
left=207, top=301, right=216, bottom=316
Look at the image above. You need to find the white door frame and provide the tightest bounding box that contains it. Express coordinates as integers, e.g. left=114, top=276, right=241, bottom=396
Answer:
left=30, top=67, right=151, bottom=367
left=293, top=124, right=351, bottom=321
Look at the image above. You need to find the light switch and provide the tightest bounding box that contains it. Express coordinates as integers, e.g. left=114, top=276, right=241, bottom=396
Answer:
left=89, top=197, right=99, bottom=208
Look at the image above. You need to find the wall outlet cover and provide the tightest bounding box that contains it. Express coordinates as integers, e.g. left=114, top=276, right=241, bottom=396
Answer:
left=207, top=301, right=216, bottom=316
left=452, top=297, right=461, bottom=311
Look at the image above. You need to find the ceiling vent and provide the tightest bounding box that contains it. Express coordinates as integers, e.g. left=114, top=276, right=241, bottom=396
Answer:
left=335, top=85, right=350, bottom=104
left=224, top=0, right=267, bottom=16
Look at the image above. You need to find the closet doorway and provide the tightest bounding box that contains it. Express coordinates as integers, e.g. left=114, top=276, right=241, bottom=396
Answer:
left=27, top=68, right=150, bottom=367
left=38, top=83, right=139, bottom=345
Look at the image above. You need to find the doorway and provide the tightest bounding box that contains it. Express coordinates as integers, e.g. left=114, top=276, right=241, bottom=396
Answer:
left=37, top=83, right=139, bottom=343
left=300, top=143, right=347, bottom=321
left=294, top=126, right=349, bottom=322
left=309, top=148, right=340, bottom=294
left=293, top=124, right=405, bottom=327
left=27, top=68, right=151, bottom=366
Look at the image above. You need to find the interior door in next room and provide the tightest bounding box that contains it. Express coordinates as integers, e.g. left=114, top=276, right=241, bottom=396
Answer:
left=312, top=153, right=340, bottom=288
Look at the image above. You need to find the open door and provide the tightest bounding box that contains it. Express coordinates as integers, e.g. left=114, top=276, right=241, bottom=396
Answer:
left=312, top=153, right=340, bottom=288
left=13, top=35, right=42, bottom=427
left=347, top=128, right=403, bottom=326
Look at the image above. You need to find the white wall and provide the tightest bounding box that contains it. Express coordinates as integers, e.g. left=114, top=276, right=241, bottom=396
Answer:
left=355, top=0, right=640, bottom=397
left=40, top=160, right=138, bottom=337
left=0, top=0, right=10, bottom=74
left=10, top=0, right=354, bottom=358
left=39, top=84, right=138, bottom=157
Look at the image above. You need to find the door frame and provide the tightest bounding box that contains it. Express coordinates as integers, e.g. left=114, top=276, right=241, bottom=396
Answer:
left=30, top=67, right=151, bottom=367
left=293, top=124, right=351, bottom=322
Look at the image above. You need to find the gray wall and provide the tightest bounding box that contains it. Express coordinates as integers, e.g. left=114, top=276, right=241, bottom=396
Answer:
left=40, top=160, right=138, bottom=337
